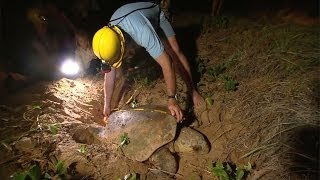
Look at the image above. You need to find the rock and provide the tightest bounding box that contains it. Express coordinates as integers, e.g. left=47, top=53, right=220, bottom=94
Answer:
left=14, top=137, right=35, bottom=153
left=72, top=125, right=103, bottom=144
left=149, top=147, right=178, bottom=173
left=174, top=127, right=210, bottom=154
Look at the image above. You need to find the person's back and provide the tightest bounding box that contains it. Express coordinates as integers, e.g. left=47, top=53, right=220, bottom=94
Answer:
left=110, top=2, right=160, bottom=27
left=109, top=1, right=175, bottom=60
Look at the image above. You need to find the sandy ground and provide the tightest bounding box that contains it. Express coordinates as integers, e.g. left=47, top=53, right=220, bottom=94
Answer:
left=0, top=12, right=319, bottom=180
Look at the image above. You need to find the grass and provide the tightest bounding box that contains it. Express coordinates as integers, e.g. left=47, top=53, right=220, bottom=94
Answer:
left=121, top=15, right=319, bottom=178
left=218, top=22, right=319, bottom=79
left=197, top=14, right=320, bottom=179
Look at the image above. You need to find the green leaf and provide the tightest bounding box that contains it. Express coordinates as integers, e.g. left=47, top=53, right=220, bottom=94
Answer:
left=11, top=172, right=28, bottom=180
left=236, top=168, right=245, bottom=180
left=211, top=168, right=229, bottom=180
left=44, top=173, right=52, bottom=179
left=77, top=144, right=87, bottom=154
left=28, top=165, right=41, bottom=180
left=49, top=124, right=61, bottom=135
left=11, top=165, right=42, bottom=180
left=205, top=97, right=214, bottom=106
left=243, top=162, right=252, bottom=171
left=225, top=163, right=232, bottom=173
left=1, top=142, right=12, bottom=151
left=224, top=78, right=237, bottom=91
left=120, top=133, right=130, bottom=147
left=210, top=162, right=229, bottom=180
left=32, top=105, right=41, bottom=110
left=215, top=162, right=224, bottom=169
left=123, top=173, right=138, bottom=180
left=211, top=163, right=229, bottom=180
left=129, top=172, right=137, bottom=180
left=55, top=160, right=67, bottom=176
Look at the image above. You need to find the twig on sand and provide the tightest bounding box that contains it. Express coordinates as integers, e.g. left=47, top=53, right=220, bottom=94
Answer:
left=240, top=143, right=278, bottom=159
left=268, top=122, right=320, bottom=130
left=0, top=155, right=22, bottom=165
left=23, top=111, right=32, bottom=121
left=262, top=125, right=301, bottom=144
left=148, top=168, right=183, bottom=177
left=0, top=105, right=15, bottom=112
left=213, top=127, right=235, bottom=142
left=186, top=163, right=211, bottom=174
left=1, top=142, right=12, bottom=151
left=72, top=97, right=93, bottom=107
left=248, top=167, right=274, bottom=180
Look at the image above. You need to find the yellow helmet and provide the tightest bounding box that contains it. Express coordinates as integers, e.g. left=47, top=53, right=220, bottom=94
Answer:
left=92, top=26, right=125, bottom=68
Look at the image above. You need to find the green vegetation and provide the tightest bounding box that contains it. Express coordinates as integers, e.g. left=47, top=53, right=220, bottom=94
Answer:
left=118, top=172, right=139, bottom=180
left=32, top=105, right=42, bottom=110
left=210, top=162, right=252, bottom=180
left=221, top=75, right=238, bottom=92
left=11, top=160, right=67, bottom=180
left=45, top=123, right=61, bottom=135
left=205, top=97, right=214, bottom=106
left=77, top=144, right=88, bottom=155
left=53, top=160, right=67, bottom=178
left=11, top=165, right=41, bottom=180
left=197, top=58, right=238, bottom=92
left=120, top=132, right=130, bottom=147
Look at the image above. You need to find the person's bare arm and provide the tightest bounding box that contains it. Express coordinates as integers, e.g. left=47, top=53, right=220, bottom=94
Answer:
left=156, top=52, right=183, bottom=121
left=103, top=68, right=116, bottom=117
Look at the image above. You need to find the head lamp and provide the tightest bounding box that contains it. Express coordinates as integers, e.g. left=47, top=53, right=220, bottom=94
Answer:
left=60, top=58, right=80, bottom=76
left=101, top=62, right=111, bottom=73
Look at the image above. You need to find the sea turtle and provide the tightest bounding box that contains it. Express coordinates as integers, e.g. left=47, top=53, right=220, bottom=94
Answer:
left=101, top=105, right=211, bottom=175
left=72, top=105, right=210, bottom=176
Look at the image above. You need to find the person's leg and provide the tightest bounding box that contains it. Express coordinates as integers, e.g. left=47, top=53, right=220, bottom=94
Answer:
left=164, top=36, right=204, bottom=106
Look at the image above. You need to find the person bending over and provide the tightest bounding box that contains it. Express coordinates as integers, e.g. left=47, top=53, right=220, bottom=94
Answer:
left=92, top=1, right=204, bottom=122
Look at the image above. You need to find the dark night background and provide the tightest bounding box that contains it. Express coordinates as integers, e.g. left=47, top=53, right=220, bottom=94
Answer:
left=0, top=0, right=318, bottom=76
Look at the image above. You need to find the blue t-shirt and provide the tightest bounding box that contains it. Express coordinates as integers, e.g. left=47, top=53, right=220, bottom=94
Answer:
left=110, top=2, right=175, bottom=59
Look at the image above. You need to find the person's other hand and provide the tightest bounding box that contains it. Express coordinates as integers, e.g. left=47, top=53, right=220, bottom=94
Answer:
left=167, top=98, right=183, bottom=122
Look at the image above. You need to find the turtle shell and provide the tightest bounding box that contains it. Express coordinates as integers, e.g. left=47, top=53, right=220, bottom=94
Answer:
left=105, top=105, right=177, bottom=162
